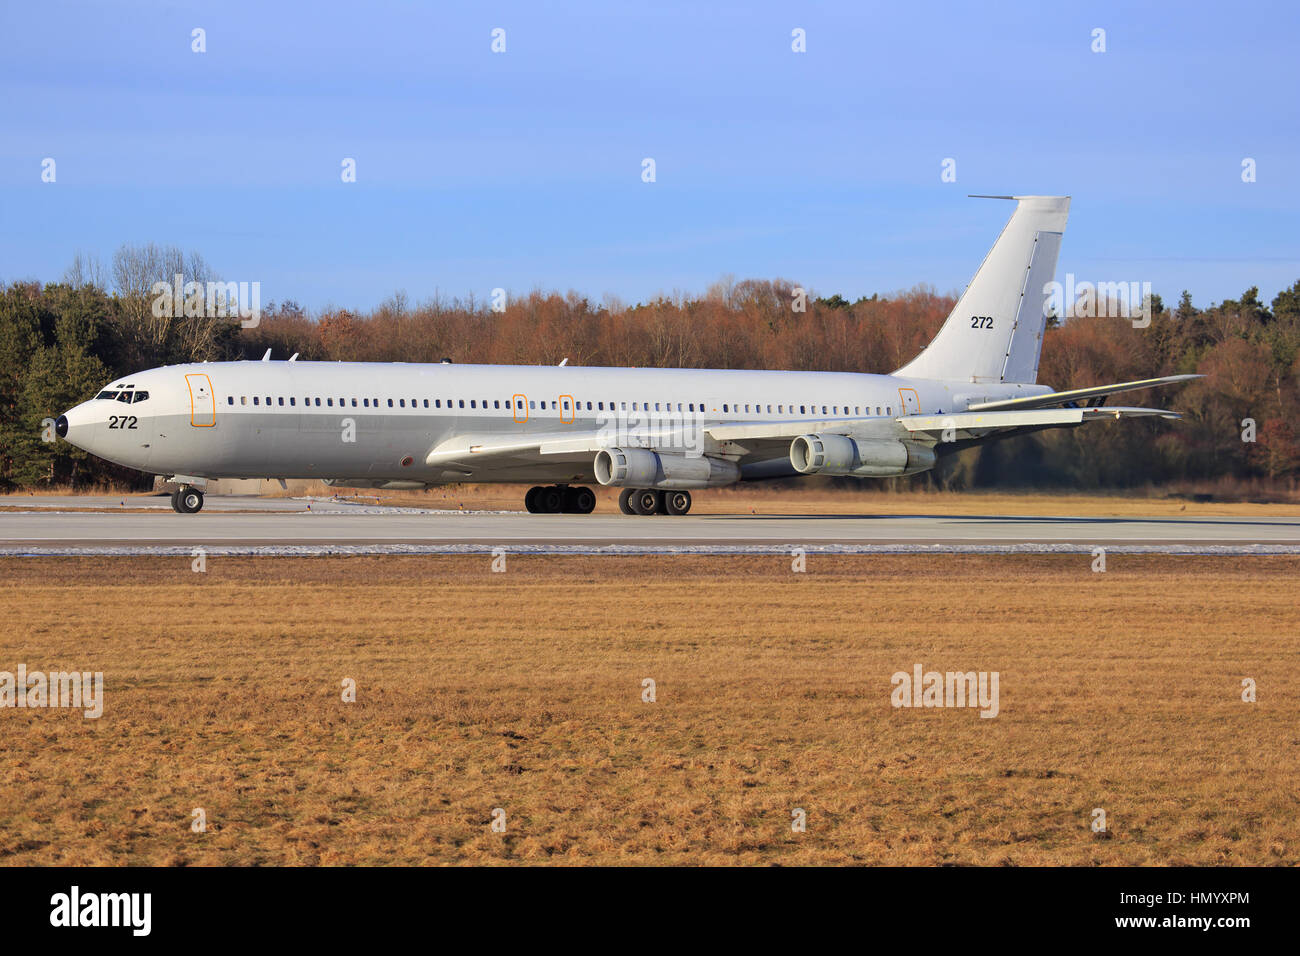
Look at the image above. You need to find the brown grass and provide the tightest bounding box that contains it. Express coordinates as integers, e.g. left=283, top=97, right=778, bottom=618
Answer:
left=1, top=554, right=1296, bottom=866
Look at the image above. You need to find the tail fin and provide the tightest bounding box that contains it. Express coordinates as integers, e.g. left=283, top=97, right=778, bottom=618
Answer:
left=895, top=195, right=1069, bottom=384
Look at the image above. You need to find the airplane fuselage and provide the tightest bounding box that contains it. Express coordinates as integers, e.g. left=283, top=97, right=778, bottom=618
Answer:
left=58, top=360, right=1050, bottom=486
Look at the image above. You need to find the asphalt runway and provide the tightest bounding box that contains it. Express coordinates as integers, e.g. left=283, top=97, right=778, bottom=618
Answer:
left=2, top=496, right=1299, bottom=555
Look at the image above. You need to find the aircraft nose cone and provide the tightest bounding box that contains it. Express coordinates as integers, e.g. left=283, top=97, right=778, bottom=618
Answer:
left=55, top=414, right=69, bottom=438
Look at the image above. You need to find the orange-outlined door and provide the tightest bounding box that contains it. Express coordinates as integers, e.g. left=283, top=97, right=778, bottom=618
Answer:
left=559, top=394, right=575, bottom=424
left=512, top=394, right=528, bottom=423
left=186, top=373, right=216, bottom=426
left=897, top=387, right=921, bottom=415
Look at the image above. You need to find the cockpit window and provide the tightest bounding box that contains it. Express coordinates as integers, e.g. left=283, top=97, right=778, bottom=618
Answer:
left=117, top=391, right=134, bottom=403
left=95, top=391, right=120, bottom=400
left=132, top=391, right=149, bottom=403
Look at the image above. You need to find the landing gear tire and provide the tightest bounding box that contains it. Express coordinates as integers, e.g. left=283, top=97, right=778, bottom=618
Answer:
left=537, top=485, right=565, bottom=514
left=664, top=490, right=692, bottom=516
left=564, top=486, right=597, bottom=514
left=630, top=489, right=662, bottom=516
left=524, top=486, right=543, bottom=513
left=173, top=487, right=204, bottom=514
left=618, top=488, right=636, bottom=515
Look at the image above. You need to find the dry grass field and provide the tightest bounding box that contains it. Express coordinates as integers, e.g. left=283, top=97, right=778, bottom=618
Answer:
left=1, top=554, right=1297, bottom=866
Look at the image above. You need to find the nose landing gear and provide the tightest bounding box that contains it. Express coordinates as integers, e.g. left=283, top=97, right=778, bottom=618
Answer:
left=170, top=486, right=205, bottom=514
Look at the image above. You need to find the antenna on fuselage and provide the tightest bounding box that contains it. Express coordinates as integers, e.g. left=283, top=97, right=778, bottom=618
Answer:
left=558, top=358, right=568, bottom=366
left=261, top=349, right=272, bottom=361
left=289, top=353, right=299, bottom=362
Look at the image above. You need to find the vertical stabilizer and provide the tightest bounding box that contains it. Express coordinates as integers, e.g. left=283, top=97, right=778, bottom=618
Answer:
left=895, top=195, right=1069, bottom=384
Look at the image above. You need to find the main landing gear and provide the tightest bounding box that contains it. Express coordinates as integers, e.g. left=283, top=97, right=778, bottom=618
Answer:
left=170, top=486, right=205, bottom=514
left=617, top=488, right=691, bottom=516
left=524, top=484, right=596, bottom=514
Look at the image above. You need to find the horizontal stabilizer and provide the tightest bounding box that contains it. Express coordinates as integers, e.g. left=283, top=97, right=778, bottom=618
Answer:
left=966, top=375, right=1199, bottom=412
left=900, top=405, right=1179, bottom=440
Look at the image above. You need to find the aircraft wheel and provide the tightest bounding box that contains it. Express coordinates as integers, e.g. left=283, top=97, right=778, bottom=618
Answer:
left=664, top=490, right=692, bottom=516
left=176, top=487, right=204, bottom=514
left=566, top=486, right=597, bottom=514
left=618, top=488, right=636, bottom=515
left=630, top=489, right=662, bottom=516
left=524, top=486, right=543, bottom=513
left=170, top=489, right=183, bottom=513
left=538, top=485, right=565, bottom=514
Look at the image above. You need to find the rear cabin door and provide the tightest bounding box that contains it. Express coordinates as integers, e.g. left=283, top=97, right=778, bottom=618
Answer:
left=897, top=387, right=921, bottom=415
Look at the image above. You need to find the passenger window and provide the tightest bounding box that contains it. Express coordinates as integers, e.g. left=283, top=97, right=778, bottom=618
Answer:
left=800, top=405, right=806, bottom=414
left=887, top=406, right=892, bottom=415
left=314, top=398, right=321, bottom=406
left=227, top=396, right=234, bottom=405
left=688, top=403, right=694, bottom=412
left=722, top=404, right=728, bottom=412
left=494, top=400, right=500, bottom=409
left=458, top=400, right=464, bottom=408
left=352, top=398, right=358, bottom=407
left=399, top=399, right=405, bottom=407
left=529, top=401, right=535, bottom=409
left=387, top=399, right=394, bottom=407
left=435, top=400, right=441, bottom=408
left=290, top=398, right=296, bottom=406
left=278, top=397, right=285, bottom=406
left=254, top=397, right=261, bottom=405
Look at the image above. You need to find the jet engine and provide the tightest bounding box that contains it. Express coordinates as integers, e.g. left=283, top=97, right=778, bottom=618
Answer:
left=593, top=447, right=740, bottom=489
left=789, top=434, right=936, bottom=477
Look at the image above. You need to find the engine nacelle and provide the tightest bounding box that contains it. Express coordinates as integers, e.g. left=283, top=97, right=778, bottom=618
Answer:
left=789, top=434, right=936, bottom=477
left=594, top=448, right=740, bottom=489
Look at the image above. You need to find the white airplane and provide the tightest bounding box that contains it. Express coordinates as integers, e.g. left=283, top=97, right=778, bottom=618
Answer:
left=56, top=195, right=1193, bottom=516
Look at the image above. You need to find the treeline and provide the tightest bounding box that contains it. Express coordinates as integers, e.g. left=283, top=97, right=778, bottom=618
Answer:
left=2, top=244, right=1298, bottom=491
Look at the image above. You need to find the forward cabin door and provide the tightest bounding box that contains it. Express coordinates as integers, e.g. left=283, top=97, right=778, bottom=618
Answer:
left=185, top=373, right=216, bottom=427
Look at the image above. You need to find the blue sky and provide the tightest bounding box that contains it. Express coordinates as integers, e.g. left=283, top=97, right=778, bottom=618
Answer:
left=1, top=0, right=1297, bottom=312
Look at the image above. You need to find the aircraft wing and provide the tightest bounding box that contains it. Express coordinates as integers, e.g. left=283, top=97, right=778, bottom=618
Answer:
left=965, top=374, right=1199, bottom=412
left=424, top=430, right=606, bottom=469
left=424, top=401, right=1182, bottom=474
left=705, top=405, right=1179, bottom=456
left=895, top=405, right=1179, bottom=440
